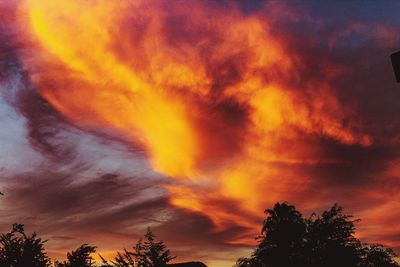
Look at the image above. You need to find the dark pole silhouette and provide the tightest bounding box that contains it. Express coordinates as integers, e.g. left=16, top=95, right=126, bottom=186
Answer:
left=391, top=50, right=400, bottom=82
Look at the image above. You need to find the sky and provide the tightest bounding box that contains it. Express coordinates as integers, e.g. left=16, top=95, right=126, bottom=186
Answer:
left=1, top=0, right=400, bottom=266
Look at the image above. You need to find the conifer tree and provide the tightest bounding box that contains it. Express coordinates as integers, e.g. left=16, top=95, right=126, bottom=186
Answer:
left=112, top=228, right=175, bottom=267
left=0, top=224, right=50, bottom=267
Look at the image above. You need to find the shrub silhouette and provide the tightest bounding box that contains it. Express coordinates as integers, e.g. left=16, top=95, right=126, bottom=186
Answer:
left=0, top=224, right=50, bottom=267
left=235, top=202, right=400, bottom=267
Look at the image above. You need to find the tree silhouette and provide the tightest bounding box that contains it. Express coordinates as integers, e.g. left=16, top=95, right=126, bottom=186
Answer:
left=361, top=244, right=399, bottom=267
left=111, top=247, right=136, bottom=267
left=235, top=202, right=400, bottom=267
left=142, top=228, right=175, bottom=267
left=0, top=223, right=50, bottom=267
left=253, top=202, right=307, bottom=266
left=55, top=244, right=97, bottom=267
left=305, top=204, right=361, bottom=267
left=111, top=228, right=175, bottom=267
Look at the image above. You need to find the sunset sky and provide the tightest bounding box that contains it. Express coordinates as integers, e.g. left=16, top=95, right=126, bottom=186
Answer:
left=1, top=1, right=400, bottom=266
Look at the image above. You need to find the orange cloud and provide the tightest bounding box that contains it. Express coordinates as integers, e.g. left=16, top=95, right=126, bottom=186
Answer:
left=17, top=0, right=385, bottom=250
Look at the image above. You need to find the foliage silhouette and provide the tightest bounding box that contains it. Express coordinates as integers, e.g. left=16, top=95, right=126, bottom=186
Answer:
left=55, top=244, right=97, bottom=267
left=255, top=202, right=306, bottom=266
left=235, top=202, right=400, bottom=267
left=360, top=244, right=399, bottom=267
left=0, top=223, right=51, bottom=267
left=110, top=228, right=175, bottom=267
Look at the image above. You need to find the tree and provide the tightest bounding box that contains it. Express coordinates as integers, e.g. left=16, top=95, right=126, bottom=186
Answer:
left=111, top=228, right=175, bottom=267
left=235, top=203, right=400, bottom=267
left=305, top=204, right=361, bottom=267
left=112, top=247, right=136, bottom=267
left=361, top=244, right=399, bottom=267
left=55, top=244, right=97, bottom=267
left=255, top=202, right=306, bottom=266
left=142, top=228, right=175, bottom=267
left=0, top=223, right=51, bottom=267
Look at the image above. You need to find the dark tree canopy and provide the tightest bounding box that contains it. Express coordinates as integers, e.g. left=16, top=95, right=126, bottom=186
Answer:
left=0, top=224, right=51, bottom=267
left=235, top=202, right=400, bottom=267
